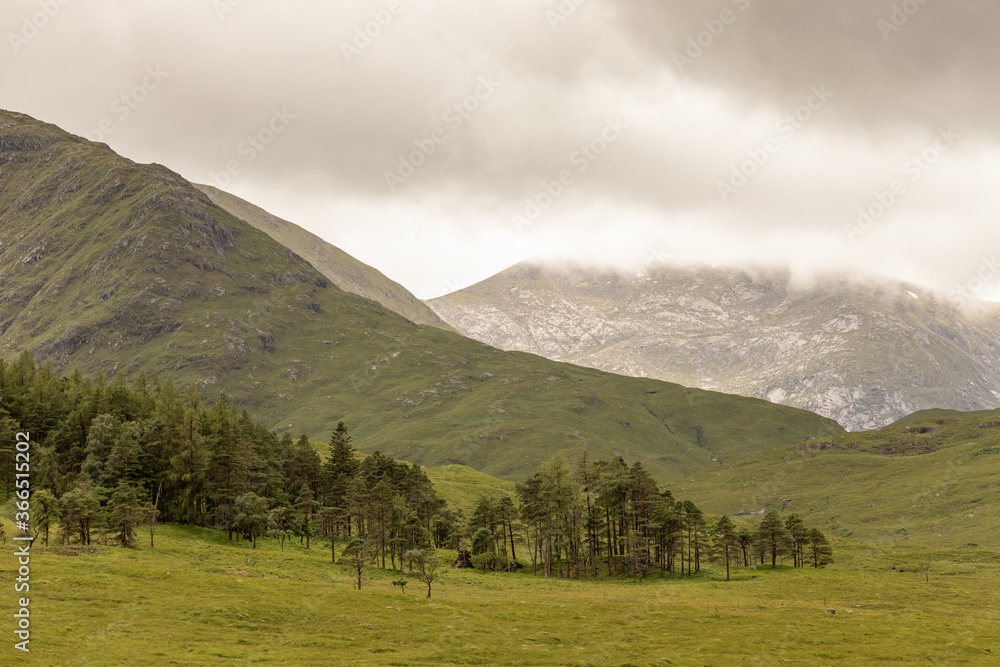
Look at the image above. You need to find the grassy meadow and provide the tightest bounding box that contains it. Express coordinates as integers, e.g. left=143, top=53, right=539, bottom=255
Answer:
left=675, top=409, right=1000, bottom=549
left=3, top=521, right=999, bottom=666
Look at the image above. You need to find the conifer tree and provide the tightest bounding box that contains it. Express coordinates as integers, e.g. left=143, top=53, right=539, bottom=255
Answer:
left=755, top=509, right=792, bottom=569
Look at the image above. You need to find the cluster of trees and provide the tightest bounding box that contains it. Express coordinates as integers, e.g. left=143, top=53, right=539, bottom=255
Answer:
left=0, top=353, right=456, bottom=563
left=492, top=454, right=832, bottom=582
left=1, top=353, right=832, bottom=588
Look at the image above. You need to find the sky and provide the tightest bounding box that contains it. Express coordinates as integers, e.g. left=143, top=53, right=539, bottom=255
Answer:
left=2, top=0, right=999, bottom=301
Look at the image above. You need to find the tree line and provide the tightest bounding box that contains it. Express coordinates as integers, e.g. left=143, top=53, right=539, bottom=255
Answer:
left=0, top=353, right=831, bottom=585
left=0, top=353, right=457, bottom=565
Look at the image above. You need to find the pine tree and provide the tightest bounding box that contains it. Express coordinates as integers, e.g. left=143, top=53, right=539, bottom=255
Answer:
left=755, top=509, right=792, bottom=569
left=807, top=528, right=834, bottom=568
left=294, top=485, right=320, bottom=549
left=712, top=515, right=738, bottom=581
left=107, top=482, right=144, bottom=548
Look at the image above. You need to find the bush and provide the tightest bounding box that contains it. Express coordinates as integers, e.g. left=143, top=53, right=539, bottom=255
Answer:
left=470, top=552, right=519, bottom=572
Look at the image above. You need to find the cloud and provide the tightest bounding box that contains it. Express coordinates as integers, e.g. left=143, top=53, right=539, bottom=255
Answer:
left=614, top=0, right=1000, bottom=138
left=1, top=0, right=997, bottom=300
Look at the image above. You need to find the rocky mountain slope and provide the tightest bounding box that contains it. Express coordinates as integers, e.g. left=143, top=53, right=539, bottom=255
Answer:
left=194, top=184, right=454, bottom=332
left=429, top=262, right=1000, bottom=431
left=0, top=110, right=841, bottom=481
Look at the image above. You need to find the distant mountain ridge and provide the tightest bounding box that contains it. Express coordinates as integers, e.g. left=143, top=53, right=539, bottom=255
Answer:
left=428, top=261, right=1000, bottom=431
left=194, top=184, right=455, bottom=332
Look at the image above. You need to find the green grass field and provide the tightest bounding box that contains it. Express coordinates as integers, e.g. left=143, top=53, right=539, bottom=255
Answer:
left=3, top=522, right=999, bottom=665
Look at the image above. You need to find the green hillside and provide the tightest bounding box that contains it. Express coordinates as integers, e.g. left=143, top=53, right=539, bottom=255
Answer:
left=0, top=109, right=841, bottom=482
left=888, top=407, right=1000, bottom=428
left=674, top=408, right=1000, bottom=548
left=194, top=183, right=455, bottom=332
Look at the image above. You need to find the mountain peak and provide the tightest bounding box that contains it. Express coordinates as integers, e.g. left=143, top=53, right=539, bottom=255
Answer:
left=429, top=260, right=1000, bottom=431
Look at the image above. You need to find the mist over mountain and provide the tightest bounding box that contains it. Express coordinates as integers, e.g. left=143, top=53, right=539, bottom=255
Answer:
left=429, top=261, right=1000, bottom=431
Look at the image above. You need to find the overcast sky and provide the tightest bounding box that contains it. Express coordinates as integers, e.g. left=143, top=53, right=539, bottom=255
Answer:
left=3, top=0, right=998, bottom=300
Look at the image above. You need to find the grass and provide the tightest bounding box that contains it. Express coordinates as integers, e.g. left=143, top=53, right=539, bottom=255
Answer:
left=2, top=522, right=999, bottom=665
left=423, top=464, right=517, bottom=513
left=675, top=408, right=1000, bottom=548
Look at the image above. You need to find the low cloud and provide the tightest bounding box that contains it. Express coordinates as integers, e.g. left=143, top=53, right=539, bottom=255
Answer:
left=1, top=0, right=996, bottom=299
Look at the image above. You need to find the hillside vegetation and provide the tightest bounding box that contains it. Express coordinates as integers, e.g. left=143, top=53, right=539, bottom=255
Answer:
left=674, top=409, right=1000, bottom=548
left=0, top=110, right=841, bottom=482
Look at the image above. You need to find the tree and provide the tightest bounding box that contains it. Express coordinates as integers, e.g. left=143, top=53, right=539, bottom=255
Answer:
left=342, top=537, right=377, bottom=590
left=234, top=492, right=270, bottom=548
left=785, top=514, right=808, bottom=567
left=0, top=416, right=19, bottom=498
left=81, top=414, right=121, bottom=484
left=60, top=475, right=102, bottom=545
left=321, top=421, right=358, bottom=505
left=107, top=482, right=144, bottom=548
left=807, top=528, right=834, bottom=568
left=623, top=530, right=653, bottom=583
left=144, top=501, right=160, bottom=549
left=712, top=515, right=738, bottom=581
left=32, top=488, right=59, bottom=547
left=267, top=505, right=296, bottom=553
left=681, top=500, right=706, bottom=575
left=755, top=509, right=792, bottom=569
left=736, top=527, right=754, bottom=567
left=287, top=434, right=321, bottom=495
left=404, top=549, right=443, bottom=598
left=294, top=485, right=319, bottom=548
left=471, top=527, right=495, bottom=556
left=317, top=506, right=341, bottom=563
left=108, top=421, right=145, bottom=484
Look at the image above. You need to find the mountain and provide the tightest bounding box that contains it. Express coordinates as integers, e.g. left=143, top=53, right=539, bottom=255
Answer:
left=428, top=261, right=1000, bottom=431
left=674, top=407, right=1000, bottom=548
left=193, top=183, right=454, bottom=332
left=0, top=109, right=841, bottom=482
